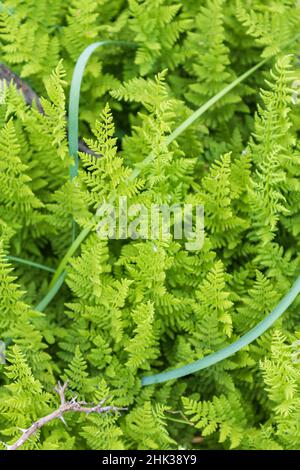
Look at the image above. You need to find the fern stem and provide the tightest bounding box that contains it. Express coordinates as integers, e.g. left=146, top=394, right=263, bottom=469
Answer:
left=141, top=275, right=300, bottom=385
left=6, top=256, right=55, bottom=273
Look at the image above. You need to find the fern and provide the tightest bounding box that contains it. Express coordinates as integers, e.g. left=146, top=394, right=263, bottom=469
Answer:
left=0, top=346, right=52, bottom=449
left=182, top=392, right=247, bottom=449
left=0, top=0, right=300, bottom=451
left=248, top=56, right=295, bottom=244
left=125, top=401, right=176, bottom=449
left=128, top=0, right=190, bottom=75
left=125, top=301, right=159, bottom=371
left=184, top=0, right=241, bottom=127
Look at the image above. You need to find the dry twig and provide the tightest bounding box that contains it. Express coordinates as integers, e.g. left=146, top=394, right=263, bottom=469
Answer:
left=2, top=380, right=125, bottom=451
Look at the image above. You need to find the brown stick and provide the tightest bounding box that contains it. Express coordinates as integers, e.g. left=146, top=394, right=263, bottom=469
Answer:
left=2, top=381, right=126, bottom=451
left=0, top=63, right=44, bottom=112
left=0, top=63, right=98, bottom=156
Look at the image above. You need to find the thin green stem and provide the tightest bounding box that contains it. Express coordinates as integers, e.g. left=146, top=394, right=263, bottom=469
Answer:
left=127, top=59, right=268, bottom=183
left=166, top=59, right=268, bottom=145
left=35, top=272, right=66, bottom=312
left=48, top=226, right=90, bottom=291
left=164, top=416, right=194, bottom=427
left=141, top=275, right=300, bottom=385
left=7, top=256, right=55, bottom=273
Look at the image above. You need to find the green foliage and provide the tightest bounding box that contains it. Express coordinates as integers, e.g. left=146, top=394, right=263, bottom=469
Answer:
left=184, top=0, right=241, bottom=127
left=248, top=56, right=295, bottom=244
left=236, top=0, right=300, bottom=58
left=182, top=392, right=247, bottom=449
left=128, top=0, right=190, bottom=75
left=125, top=402, right=176, bottom=449
left=0, top=346, right=53, bottom=449
left=1, top=0, right=300, bottom=451
left=182, top=331, right=300, bottom=450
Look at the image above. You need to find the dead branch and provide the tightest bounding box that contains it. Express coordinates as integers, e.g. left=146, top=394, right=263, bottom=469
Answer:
left=0, top=63, right=98, bottom=156
left=0, top=63, right=44, bottom=112
left=2, top=380, right=126, bottom=451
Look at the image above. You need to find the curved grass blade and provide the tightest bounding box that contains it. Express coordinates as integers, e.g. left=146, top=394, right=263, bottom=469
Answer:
left=142, top=275, right=300, bottom=385
left=7, top=256, right=55, bottom=273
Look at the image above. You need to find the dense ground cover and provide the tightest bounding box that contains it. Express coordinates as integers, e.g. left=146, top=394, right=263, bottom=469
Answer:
left=0, top=0, right=300, bottom=450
